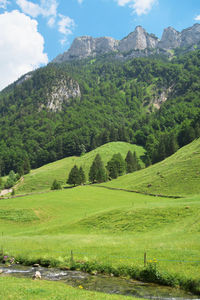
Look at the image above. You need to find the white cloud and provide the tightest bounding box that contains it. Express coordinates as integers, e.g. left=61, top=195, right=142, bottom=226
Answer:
left=0, top=10, right=48, bottom=90
left=77, top=0, right=83, bottom=3
left=0, top=0, right=8, bottom=9
left=58, top=14, right=75, bottom=45
left=16, top=0, right=75, bottom=45
left=194, top=15, right=200, bottom=21
left=116, top=0, right=158, bottom=15
left=16, top=0, right=58, bottom=26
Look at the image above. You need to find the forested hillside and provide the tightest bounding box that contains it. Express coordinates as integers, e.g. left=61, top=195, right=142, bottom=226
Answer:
left=0, top=50, right=200, bottom=175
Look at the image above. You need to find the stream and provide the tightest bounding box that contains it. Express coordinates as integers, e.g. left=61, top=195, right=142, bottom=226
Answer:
left=0, top=264, right=199, bottom=300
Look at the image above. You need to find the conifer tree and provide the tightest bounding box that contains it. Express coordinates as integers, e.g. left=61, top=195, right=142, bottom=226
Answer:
left=67, top=165, right=80, bottom=186
left=79, top=166, right=86, bottom=185
left=89, top=154, right=107, bottom=183
left=106, top=153, right=126, bottom=179
left=132, top=151, right=141, bottom=171
left=125, top=150, right=135, bottom=173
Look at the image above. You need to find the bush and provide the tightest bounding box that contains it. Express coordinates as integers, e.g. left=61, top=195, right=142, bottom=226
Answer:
left=51, top=179, right=62, bottom=190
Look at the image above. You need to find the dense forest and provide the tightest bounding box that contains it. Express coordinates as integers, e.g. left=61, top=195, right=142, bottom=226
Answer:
left=0, top=50, right=200, bottom=175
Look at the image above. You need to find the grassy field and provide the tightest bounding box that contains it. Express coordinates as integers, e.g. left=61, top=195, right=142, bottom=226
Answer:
left=1, top=139, right=200, bottom=296
left=103, top=138, right=200, bottom=197
left=0, top=186, right=200, bottom=290
left=15, top=142, right=145, bottom=194
left=0, top=277, right=144, bottom=300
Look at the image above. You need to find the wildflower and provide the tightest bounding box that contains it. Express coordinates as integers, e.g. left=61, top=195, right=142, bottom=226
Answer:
left=79, top=285, right=83, bottom=289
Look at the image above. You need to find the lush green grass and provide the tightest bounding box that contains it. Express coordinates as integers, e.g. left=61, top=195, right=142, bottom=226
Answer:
left=16, top=142, right=145, bottom=194
left=103, top=138, right=200, bottom=197
left=0, top=277, right=144, bottom=300
left=0, top=186, right=200, bottom=289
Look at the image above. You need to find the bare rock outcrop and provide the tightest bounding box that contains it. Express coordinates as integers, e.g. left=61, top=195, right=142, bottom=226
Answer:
left=54, top=36, right=118, bottom=62
left=46, top=78, right=81, bottom=112
left=118, top=26, right=158, bottom=52
left=158, top=27, right=181, bottom=49
left=53, top=24, right=200, bottom=63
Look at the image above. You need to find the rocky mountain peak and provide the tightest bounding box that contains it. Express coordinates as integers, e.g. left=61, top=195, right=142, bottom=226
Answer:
left=118, top=25, right=158, bottom=52
left=158, top=26, right=181, bottom=49
left=53, top=35, right=118, bottom=63
left=53, top=24, right=200, bottom=63
left=180, top=23, right=200, bottom=47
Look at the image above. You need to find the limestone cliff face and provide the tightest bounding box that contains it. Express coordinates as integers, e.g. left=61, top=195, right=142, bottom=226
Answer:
left=54, top=36, right=118, bottom=62
left=180, top=24, right=200, bottom=47
left=39, top=77, right=81, bottom=112
left=53, top=24, right=200, bottom=63
left=158, top=27, right=181, bottom=49
left=118, top=26, right=158, bottom=52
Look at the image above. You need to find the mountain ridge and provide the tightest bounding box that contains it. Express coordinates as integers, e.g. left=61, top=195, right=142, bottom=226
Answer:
left=53, top=24, right=200, bottom=63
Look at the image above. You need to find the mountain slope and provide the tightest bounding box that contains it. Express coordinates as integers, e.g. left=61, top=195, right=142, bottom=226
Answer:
left=103, top=138, right=200, bottom=197
left=16, top=142, right=145, bottom=194
left=1, top=50, right=200, bottom=176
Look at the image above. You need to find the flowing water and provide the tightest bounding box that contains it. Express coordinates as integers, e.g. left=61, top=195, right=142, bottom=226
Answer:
left=0, top=264, right=199, bottom=300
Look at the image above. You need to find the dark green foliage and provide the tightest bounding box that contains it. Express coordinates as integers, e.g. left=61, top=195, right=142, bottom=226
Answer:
left=89, top=154, right=107, bottom=183
left=106, top=160, right=119, bottom=179
left=1, top=51, right=200, bottom=173
left=4, top=170, right=18, bottom=189
left=79, top=166, right=86, bottom=185
left=132, top=151, right=141, bottom=171
left=11, top=189, right=15, bottom=196
left=125, top=151, right=135, bottom=173
left=51, top=179, right=62, bottom=190
left=0, top=177, right=3, bottom=189
left=107, top=153, right=126, bottom=179
left=67, top=165, right=80, bottom=186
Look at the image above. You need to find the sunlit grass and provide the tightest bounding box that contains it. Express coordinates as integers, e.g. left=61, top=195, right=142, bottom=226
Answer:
left=0, top=186, right=200, bottom=282
left=16, top=142, right=145, bottom=194
left=103, top=138, right=200, bottom=197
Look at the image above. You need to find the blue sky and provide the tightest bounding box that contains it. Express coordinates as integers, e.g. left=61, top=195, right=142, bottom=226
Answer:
left=0, top=0, right=200, bottom=90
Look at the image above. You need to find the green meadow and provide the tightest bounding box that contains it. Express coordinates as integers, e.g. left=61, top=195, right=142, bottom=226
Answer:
left=0, top=187, right=200, bottom=288
left=15, top=141, right=145, bottom=194
left=1, top=140, right=200, bottom=296
left=0, top=277, right=142, bottom=300
left=104, top=138, right=200, bottom=197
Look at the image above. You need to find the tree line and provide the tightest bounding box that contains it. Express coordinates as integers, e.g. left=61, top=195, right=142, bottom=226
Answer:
left=51, top=151, right=141, bottom=189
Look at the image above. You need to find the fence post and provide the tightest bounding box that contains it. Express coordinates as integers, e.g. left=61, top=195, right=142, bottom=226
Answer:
left=70, top=250, right=74, bottom=264
left=144, top=252, right=147, bottom=267
left=1, top=232, right=3, bottom=255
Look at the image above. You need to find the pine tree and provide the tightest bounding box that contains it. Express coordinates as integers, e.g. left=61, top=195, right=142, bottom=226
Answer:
left=112, top=153, right=126, bottom=175
left=79, top=166, right=86, bottom=185
left=67, top=165, right=80, bottom=186
left=106, top=153, right=126, bottom=179
left=106, top=160, right=118, bottom=179
left=125, top=150, right=135, bottom=173
left=132, top=151, right=141, bottom=171
left=89, top=154, right=107, bottom=183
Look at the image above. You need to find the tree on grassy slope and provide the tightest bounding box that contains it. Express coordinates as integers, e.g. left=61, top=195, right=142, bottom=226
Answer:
left=89, top=154, right=107, bottom=183
left=51, top=179, right=62, bottom=190
left=107, top=153, right=126, bottom=179
left=67, top=165, right=80, bottom=186
left=125, top=151, right=135, bottom=173
left=79, top=166, right=86, bottom=185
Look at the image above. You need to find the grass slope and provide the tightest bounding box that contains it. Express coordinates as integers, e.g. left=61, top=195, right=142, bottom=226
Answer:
left=103, top=138, right=200, bottom=197
left=0, top=277, right=143, bottom=300
left=0, top=186, right=200, bottom=286
left=16, top=142, right=145, bottom=194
